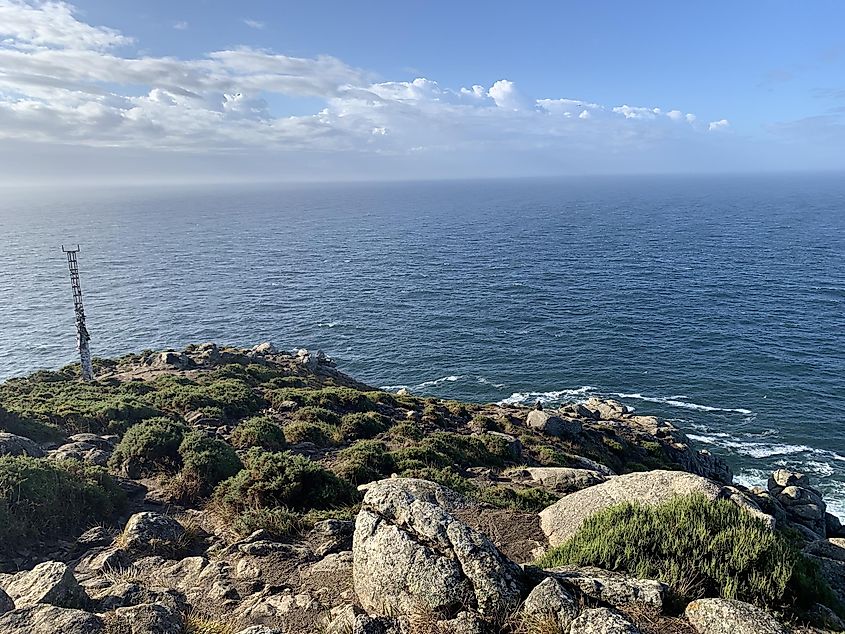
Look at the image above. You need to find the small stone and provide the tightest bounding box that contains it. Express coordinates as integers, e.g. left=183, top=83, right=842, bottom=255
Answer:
left=111, top=602, right=183, bottom=634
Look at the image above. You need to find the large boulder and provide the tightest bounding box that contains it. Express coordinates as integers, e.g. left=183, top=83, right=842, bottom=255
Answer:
left=0, top=432, right=44, bottom=458
left=1, top=561, right=83, bottom=608
left=684, top=598, right=787, bottom=634
left=0, top=605, right=104, bottom=634
left=539, top=470, right=724, bottom=547
left=505, top=467, right=606, bottom=494
left=352, top=478, right=524, bottom=618
left=545, top=566, right=666, bottom=610
left=49, top=441, right=110, bottom=466
left=569, top=607, right=640, bottom=634
left=767, top=470, right=827, bottom=536
left=520, top=577, right=579, bottom=630
left=121, top=512, right=186, bottom=555
left=526, top=410, right=581, bottom=437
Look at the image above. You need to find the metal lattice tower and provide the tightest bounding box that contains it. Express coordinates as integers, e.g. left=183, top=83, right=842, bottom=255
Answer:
left=62, top=245, right=95, bottom=381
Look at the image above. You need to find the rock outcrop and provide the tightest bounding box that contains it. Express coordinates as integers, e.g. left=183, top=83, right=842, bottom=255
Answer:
left=0, top=561, right=83, bottom=609
left=520, top=577, right=579, bottom=630
left=0, top=605, right=105, bottom=634
left=505, top=466, right=607, bottom=494
left=352, top=478, right=524, bottom=619
left=684, top=598, right=788, bottom=634
left=569, top=607, right=640, bottom=634
left=121, top=512, right=186, bottom=555
left=0, top=432, right=44, bottom=458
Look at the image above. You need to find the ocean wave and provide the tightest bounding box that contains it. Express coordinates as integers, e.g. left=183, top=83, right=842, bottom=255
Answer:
left=611, top=392, right=752, bottom=415
left=415, top=374, right=463, bottom=389
left=476, top=376, right=506, bottom=389
left=498, top=386, right=597, bottom=406
left=317, top=322, right=338, bottom=328
left=687, top=431, right=845, bottom=463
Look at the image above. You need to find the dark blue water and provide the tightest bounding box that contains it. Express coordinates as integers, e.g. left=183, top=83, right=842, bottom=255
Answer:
left=1, top=175, right=843, bottom=515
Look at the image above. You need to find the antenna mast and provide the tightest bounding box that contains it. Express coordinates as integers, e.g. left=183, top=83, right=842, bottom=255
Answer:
left=62, top=245, right=95, bottom=381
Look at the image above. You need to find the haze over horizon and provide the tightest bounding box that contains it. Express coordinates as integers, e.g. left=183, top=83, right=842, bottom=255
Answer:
left=1, top=0, right=844, bottom=185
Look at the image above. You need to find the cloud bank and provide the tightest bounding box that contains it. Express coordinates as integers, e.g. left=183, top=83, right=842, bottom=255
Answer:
left=0, top=0, right=744, bottom=181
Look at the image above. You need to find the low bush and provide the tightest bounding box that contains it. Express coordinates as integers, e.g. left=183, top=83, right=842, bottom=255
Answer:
left=292, top=406, right=341, bottom=426
left=473, top=485, right=558, bottom=512
left=108, top=417, right=186, bottom=475
left=230, top=506, right=306, bottom=539
left=230, top=416, right=287, bottom=450
left=0, top=404, right=63, bottom=443
left=284, top=421, right=336, bottom=446
left=339, top=411, right=391, bottom=441
left=269, top=387, right=376, bottom=413
left=0, top=456, right=125, bottom=549
left=533, top=494, right=839, bottom=614
left=333, top=440, right=394, bottom=484
left=213, top=449, right=357, bottom=517
left=143, top=375, right=262, bottom=419
left=390, top=431, right=513, bottom=472
left=178, top=431, right=242, bottom=492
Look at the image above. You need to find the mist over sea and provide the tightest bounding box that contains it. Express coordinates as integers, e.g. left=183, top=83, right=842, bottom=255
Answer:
left=1, top=174, right=843, bottom=516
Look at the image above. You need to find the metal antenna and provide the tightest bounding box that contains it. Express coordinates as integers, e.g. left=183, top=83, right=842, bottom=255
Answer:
left=62, top=245, right=95, bottom=381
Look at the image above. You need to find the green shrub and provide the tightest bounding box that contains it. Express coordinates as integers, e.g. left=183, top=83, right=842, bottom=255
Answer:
left=230, top=416, right=287, bottom=450
left=178, top=431, right=242, bottom=491
left=0, top=379, right=161, bottom=434
left=333, top=440, right=394, bottom=484
left=108, top=417, right=186, bottom=475
left=144, top=376, right=262, bottom=419
left=269, top=387, right=376, bottom=413
left=213, top=449, right=356, bottom=515
left=533, top=494, right=839, bottom=614
left=284, top=421, right=336, bottom=446
left=292, top=406, right=341, bottom=426
left=390, top=432, right=512, bottom=473
left=339, top=412, right=391, bottom=441
left=0, top=404, right=63, bottom=443
left=230, top=507, right=306, bottom=539
left=473, top=485, right=558, bottom=512
left=0, top=456, right=125, bottom=549
left=390, top=421, right=424, bottom=441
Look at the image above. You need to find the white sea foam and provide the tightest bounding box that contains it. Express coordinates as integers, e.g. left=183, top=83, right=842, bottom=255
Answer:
left=497, top=386, right=597, bottom=406
left=476, top=376, right=506, bottom=389
left=317, top=322, right=338, bottom=328
left=415, top=375, right=463, bottom=389
left=611, top=392, right=752, bottom=415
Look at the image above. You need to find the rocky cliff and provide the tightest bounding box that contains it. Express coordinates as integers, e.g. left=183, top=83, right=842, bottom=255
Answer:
left=0, top=344, right=843, bottom=633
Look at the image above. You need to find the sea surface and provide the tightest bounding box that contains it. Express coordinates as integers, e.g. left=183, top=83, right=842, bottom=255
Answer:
left=1, top=175, right=843, bottom=517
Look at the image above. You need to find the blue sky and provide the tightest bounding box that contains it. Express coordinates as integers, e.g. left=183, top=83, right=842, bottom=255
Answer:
left=0, top=0, right=843, bottom=183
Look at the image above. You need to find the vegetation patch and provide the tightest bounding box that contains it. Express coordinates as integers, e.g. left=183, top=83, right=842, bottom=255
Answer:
left=230, top=415, right=287, bottom=450
left=212, top=448, right=357, bottom=534
left=108, top=417, right=187, bottom=475
left=0, top=456, right=125, bottom=550
left=269, top=386, right=377, bottom=413
left=339, top=411, right=391, bottom=441
left=333, top=440, right=394, bottom=484
left=144, top=375, right=262, bottom=419
left=534, top=494, right=840, bottom=615
left=178, top=431, right=242, bottom=492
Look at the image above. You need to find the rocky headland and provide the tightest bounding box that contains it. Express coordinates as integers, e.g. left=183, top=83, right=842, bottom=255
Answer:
left=0, top=343, right=843, bottom=633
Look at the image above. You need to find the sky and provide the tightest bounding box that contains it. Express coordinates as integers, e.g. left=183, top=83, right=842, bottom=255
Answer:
left=0, top=0, right=844, bottom=184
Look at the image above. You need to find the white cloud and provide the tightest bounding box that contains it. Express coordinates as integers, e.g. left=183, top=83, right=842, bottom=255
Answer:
left=708, top=119, right=730, bottom=131
left=242, top=18, right=265, bottom=30
left=488, top=79, right=525, bottom=110
left=0, top=0, right=732, bottom=177
left=173, top=21, right=188, bottom=31
left=0, top=0, right=129, bottom=49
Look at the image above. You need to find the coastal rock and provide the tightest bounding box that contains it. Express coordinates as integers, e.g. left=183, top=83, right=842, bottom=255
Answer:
left=684, top=598, right=787, bottom=634
left=0, top=587, right=13, bottom=614
left=545, top=566, right=666, bottom=610
left=250, top=342, right=278, bottom=356
left=505, top=466, right=606, bottom=494
left=539, top=470, right=723, bottom=547
left=767, top=471, right=827, bottom=536
left=520, top=577, right=579, bottom=630
left=49, top=441, right=110, bottom=466
left=767, top=469, right=812, bottom=495
left=526, top=410, right=581, bottom=437
left=560, top=402, right=597, bottom=419
left=1, top=561, right=83, bottom=609
left=352, top=478, right=524, bottom=618
left=804, top=538, right=845, bottom=562
left=0, top=432, right=44, bottom=458
left=110, top=602, right=183, bottom=633
left=121, top=512, right=186, bottom=555
left=568, top=607, right=640, bottom=634
left=149, top=351, right=194, bottom=370
left=826, top=513, right=845, bottom=538
left=483, top=431, right=522, bottom=460
left=0, top=605, right=105, bottom=634
left=584, top=398, right=628, bottom=420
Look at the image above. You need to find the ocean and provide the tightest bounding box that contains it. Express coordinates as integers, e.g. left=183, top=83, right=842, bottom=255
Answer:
left=1, top=175, right=843, bottom=516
